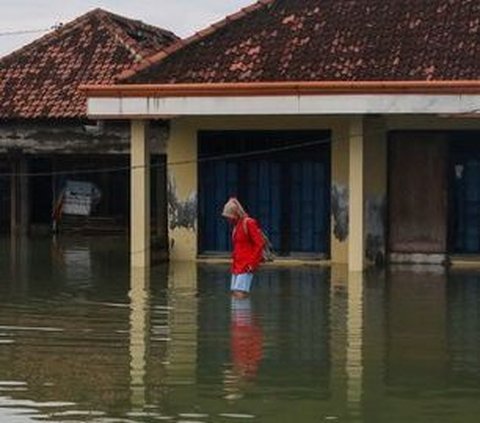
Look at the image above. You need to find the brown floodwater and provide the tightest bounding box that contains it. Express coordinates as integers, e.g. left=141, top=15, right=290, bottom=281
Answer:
left=0, top=236, right=479, bottom=422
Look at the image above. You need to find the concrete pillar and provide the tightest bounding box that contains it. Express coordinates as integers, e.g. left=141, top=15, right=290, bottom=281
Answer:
left=331, top=121, right=350, bottom=264
left=19, top=157, right=29, bottom=236
left=364, top=117, right=387, bottom=265
left=167, top=119, right=198, bottom=261
left=129, top=266, right=150, bottom=410
left=156, top=157, right=168, bottom=245
left=131, top=120, right=151, bottom=268
left=10, top=159, right=18, bottom=236
left=9, top=154, right=29, bottom=237
left=348, top=117, right=365, bottom=272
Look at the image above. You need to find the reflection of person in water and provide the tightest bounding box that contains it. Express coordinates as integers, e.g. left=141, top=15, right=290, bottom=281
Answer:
left=224, top=298, right=263, bottom=401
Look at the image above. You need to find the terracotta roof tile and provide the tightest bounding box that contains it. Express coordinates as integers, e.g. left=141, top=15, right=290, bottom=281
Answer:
left=122, top=0, right=480, bottom=84
left=0, top=8, right=179, bottom=119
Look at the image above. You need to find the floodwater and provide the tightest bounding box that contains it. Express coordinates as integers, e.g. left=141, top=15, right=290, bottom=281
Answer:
left=0, top=237, right=480, bottom=422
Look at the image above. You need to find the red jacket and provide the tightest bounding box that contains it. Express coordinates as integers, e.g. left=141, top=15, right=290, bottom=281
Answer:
left=232, top=217, right=265, bottom=275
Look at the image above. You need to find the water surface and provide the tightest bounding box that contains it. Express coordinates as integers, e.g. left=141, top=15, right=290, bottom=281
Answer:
left=0, top=237, right=480, bottom=422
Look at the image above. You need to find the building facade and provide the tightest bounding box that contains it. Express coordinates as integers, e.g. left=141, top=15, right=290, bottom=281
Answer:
left=83, top=0, right=480, bottom=269
left=0, top=9, right=179, bottom=241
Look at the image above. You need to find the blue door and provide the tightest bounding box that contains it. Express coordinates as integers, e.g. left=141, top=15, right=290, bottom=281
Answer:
left=198, top=130, right=331, bottom=256
left=290, top=162, right=328, bottom=253
left=199, top=161, right=238, bottom=253
left=449, top=134, right=480, bottom=254
left=246, top=161, right=282, bottom=251
left=452, top=159, right=480, bottom=253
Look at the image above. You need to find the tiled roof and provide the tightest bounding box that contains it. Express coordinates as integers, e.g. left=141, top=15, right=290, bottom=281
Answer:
left=122, top=0, right=480, bottom=84
left=0, top=9, right=179, bottom=119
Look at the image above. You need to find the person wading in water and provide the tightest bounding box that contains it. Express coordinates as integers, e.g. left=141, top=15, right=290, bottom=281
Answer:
left=222, top=198, right=266, bottom=299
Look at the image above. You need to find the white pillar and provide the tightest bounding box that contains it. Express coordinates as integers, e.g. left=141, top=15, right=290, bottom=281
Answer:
left=348, top=117, right=365, bottom=272
left=167, top=119, right=198, bottom=261
left=131, top=120, right=150, bottom=268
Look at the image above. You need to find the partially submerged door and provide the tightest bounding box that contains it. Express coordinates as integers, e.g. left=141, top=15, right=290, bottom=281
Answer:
left=389, top=132, right=447, bottom=254
left=450, top=135, right=480, bottom=253
left=198, top=130, right=331, bottom=256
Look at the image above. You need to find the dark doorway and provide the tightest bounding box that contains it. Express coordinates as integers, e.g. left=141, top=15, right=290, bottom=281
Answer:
left=28, top=154, right=166, bottom=237
left=449, top=133, right=480, bottom=254
left=198, top=130, right=331, bottom=257
left=0, top=160, right=10, bottom=232
left=30, top=157, right=54, bottom=226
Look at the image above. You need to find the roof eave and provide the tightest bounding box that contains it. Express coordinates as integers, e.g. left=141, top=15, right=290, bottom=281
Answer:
left=80, top=81, right=480, bottom=98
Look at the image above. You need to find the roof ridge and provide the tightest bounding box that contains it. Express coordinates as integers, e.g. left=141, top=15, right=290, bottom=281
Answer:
left=99, top=8, right=179, bottom=42
left=100, top=11, right=146, bottom=62
left=116, top=0, right=276, bottom=82
left=0, top=8, right=105, bottom=65
left=100, top=9, right=180, bottom=63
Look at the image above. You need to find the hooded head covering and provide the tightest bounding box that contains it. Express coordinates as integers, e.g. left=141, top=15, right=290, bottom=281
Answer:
left=222, top=197, right=247, bottom=220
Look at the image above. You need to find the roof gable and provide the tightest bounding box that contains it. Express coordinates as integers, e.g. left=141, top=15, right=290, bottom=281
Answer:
left=122, top=0, right=480, bottom=84
left=0, top=9, right=179, bottom=119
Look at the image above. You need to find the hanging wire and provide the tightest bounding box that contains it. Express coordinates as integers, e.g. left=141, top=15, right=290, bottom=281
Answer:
left=1, top=116, right=476, bottom=179
left=0, top=23, right=62, bottom=37
left=0, top=28, right=50, bottom=37
left=0, top=137, right=331, bottom=178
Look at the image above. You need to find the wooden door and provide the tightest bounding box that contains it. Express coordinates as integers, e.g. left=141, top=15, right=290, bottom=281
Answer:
left=389, top=133, right=447, bottom=253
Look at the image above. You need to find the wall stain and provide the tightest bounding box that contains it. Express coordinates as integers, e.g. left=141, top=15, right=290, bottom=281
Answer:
left=168, top=176, right=197, bottom=231
left=0, top=121, right=168, bottom=154
left=331, top=183, right=349, bottom=242
left=366, top=195, right=386, bottom=266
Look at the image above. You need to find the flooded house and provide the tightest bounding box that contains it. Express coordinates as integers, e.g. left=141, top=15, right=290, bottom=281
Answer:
left=83, top=0, right=480, bottom=270
left=1, top=3, right=480, bottom=421
left=0, top=9, right=179, bottom=242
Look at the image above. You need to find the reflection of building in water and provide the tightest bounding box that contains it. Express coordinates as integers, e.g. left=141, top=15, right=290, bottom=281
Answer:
left=385, top=268, right=448, bottom=389
left=197, top=264, right=331, bottom=403
left=259, top=267, right=331, bottom=396
left=448, top=271, right=480, bottom=388
left=9, top=234, right=29, bottom=295
left=328, top=265, right=348, bottom=419
left=362, top=267, right=451, bottom=422
left=328, top=267, right=366, bottom=422
left=164, top=261, right=198, bottom=406
left=0, top=300, right=131, bottom=412
left=129, top=267, right=150, bottom=411
left=346, top=272, right=364, bottom=422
